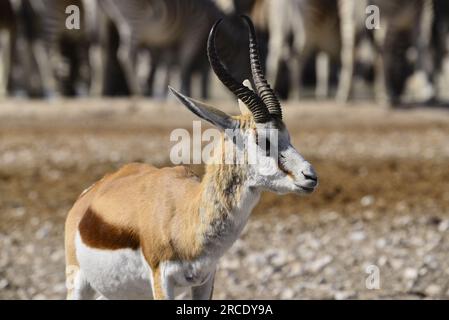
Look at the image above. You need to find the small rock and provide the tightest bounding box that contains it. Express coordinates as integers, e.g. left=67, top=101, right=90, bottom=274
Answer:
left=376, top=238, right=387, bottom=249
left=323, top=266, right=337, bottom=277
left=36, top=222, right=53, bottom=239
left=50, top=250, right=64, bottom=262
left=409, top=236, right=425, bottom=247
left=288, top=262, right=303, bottom=277
left=424, top=284, right=442, bottom=297
left=424, top=255, right=439, bottom=270
left=377, top=255, right=388, bottom=266
left=361, top=195, right=374, bottom=207
left=28, top=191, right=38, bottom=200
left=362, top=210, right=376, bottom=220
left=0, top=279, right=9, bottom=290
left=27, top=287, right=37, bottom=296
left=298, top=248, right=315, bottom=260
left=321, top=211, right=339, bottom=222
left=306, top=255, right=333, bottom=274
left=438, top=219, right=449, bottom=232
left=393, top=215, right=412, bottom=227
left=24, top=244, right=35, bottom=255
left=53, top=283, right=67, bottom=294
left=389, top=259, right=404, bottom=270
left=281, top=288, right=295, bottom=299
left=271, top=251, right=290, bottom=267
left=334, top=291, right=355, bottom=300
left=403, top=268, right=419, bottom=281
left=32, top=294, right=47, bottom=300
left=350, top=231, right=366, bottom=242
left=418, top=267, right=428, bottom=276
left=246, top=252, right=266, bottom=265
left=12, top=207, right=26, bottom=218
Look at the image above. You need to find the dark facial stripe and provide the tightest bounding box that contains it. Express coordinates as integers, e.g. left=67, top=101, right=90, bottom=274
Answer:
left=278, top=160, right=294, bottom=178
left=79, top=208, right=140, bottom=250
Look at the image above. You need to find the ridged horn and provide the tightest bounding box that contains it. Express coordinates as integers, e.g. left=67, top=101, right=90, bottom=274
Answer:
left=241, top=15, right=282, bottom=119
left=207, top=19, right=271, bottom=123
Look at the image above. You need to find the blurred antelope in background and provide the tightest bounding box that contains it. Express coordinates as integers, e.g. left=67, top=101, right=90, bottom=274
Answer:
left=431, top=0, right=449, bottom=103
left=0, top=0, right=447, bottom=105
left=24, top=0, right=105, bottom=97
left=64, top=17, right=318, bottom=300
left=262, top=0, right=368, bottom=102
left=100, top=0, right=252, bottom=98
left=369, top=0, right=436, bottom=105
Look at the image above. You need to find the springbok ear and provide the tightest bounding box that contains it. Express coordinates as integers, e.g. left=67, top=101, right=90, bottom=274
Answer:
left=169, top=87, right=238, bottom=131
left=238, top=80, right=254, bottom=116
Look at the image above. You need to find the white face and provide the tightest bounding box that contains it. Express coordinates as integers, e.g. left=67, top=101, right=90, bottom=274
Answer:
left=241, top=120, right=318, bottom=195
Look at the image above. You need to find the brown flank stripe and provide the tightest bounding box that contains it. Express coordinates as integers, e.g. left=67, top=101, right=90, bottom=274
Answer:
left=79, top=207, right=140, bottom=250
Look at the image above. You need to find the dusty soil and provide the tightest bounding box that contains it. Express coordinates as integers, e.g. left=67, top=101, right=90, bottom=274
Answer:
left=0, top=98, right=449, bottom=299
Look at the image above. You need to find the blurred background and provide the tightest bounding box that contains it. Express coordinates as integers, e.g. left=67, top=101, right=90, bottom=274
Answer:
left=1, top=0, right=449, bottom=299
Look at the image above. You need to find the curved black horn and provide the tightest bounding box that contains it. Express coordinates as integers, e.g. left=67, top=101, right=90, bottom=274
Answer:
left=241, top=15, right=282, bottom=119
left=207, top=19, right=271, bottom=123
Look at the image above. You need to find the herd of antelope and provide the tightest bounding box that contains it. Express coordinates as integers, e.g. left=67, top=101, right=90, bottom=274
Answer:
left=0, top=0, right=448, bottom=105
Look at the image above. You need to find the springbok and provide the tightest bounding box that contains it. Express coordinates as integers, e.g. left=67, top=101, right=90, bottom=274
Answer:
left=369, top=0, right=435, bottom=105
left=100, top=0, right=251, bottom=98
left=264, top=0, right=367, bottom=102
left=65, top=16, right=318, bottom=300
left=26, top=0, right=105, bottom=97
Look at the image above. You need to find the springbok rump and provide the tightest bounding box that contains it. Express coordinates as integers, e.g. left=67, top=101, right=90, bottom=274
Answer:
left=64, top=16, right=318, bottom=300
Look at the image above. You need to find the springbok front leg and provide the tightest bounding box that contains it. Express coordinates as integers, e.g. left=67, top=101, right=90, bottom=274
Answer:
left=192, top=269, right=216, bottom=300
left=151, top=265, right=175, bottom=300
left=66, top=266, right=96, bottom=300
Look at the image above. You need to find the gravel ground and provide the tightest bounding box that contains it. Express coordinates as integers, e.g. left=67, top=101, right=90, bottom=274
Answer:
left=0, top=98, right=449, bottom=299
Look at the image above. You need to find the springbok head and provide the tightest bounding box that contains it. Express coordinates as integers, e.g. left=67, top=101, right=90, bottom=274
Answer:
left=170, top=16, right=318, bottom=195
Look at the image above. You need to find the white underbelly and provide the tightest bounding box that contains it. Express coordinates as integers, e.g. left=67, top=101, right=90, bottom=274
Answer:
left=75, top=233, right=153, bottom=300
left=75, top=232, right=219, bottom=299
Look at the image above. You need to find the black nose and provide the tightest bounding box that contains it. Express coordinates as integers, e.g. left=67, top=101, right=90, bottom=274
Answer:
left=302, top=171, right=317, bottom=182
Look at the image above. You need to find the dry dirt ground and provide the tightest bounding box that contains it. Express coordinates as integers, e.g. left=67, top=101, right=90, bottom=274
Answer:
left=0, top=98, right=449, bottom=299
